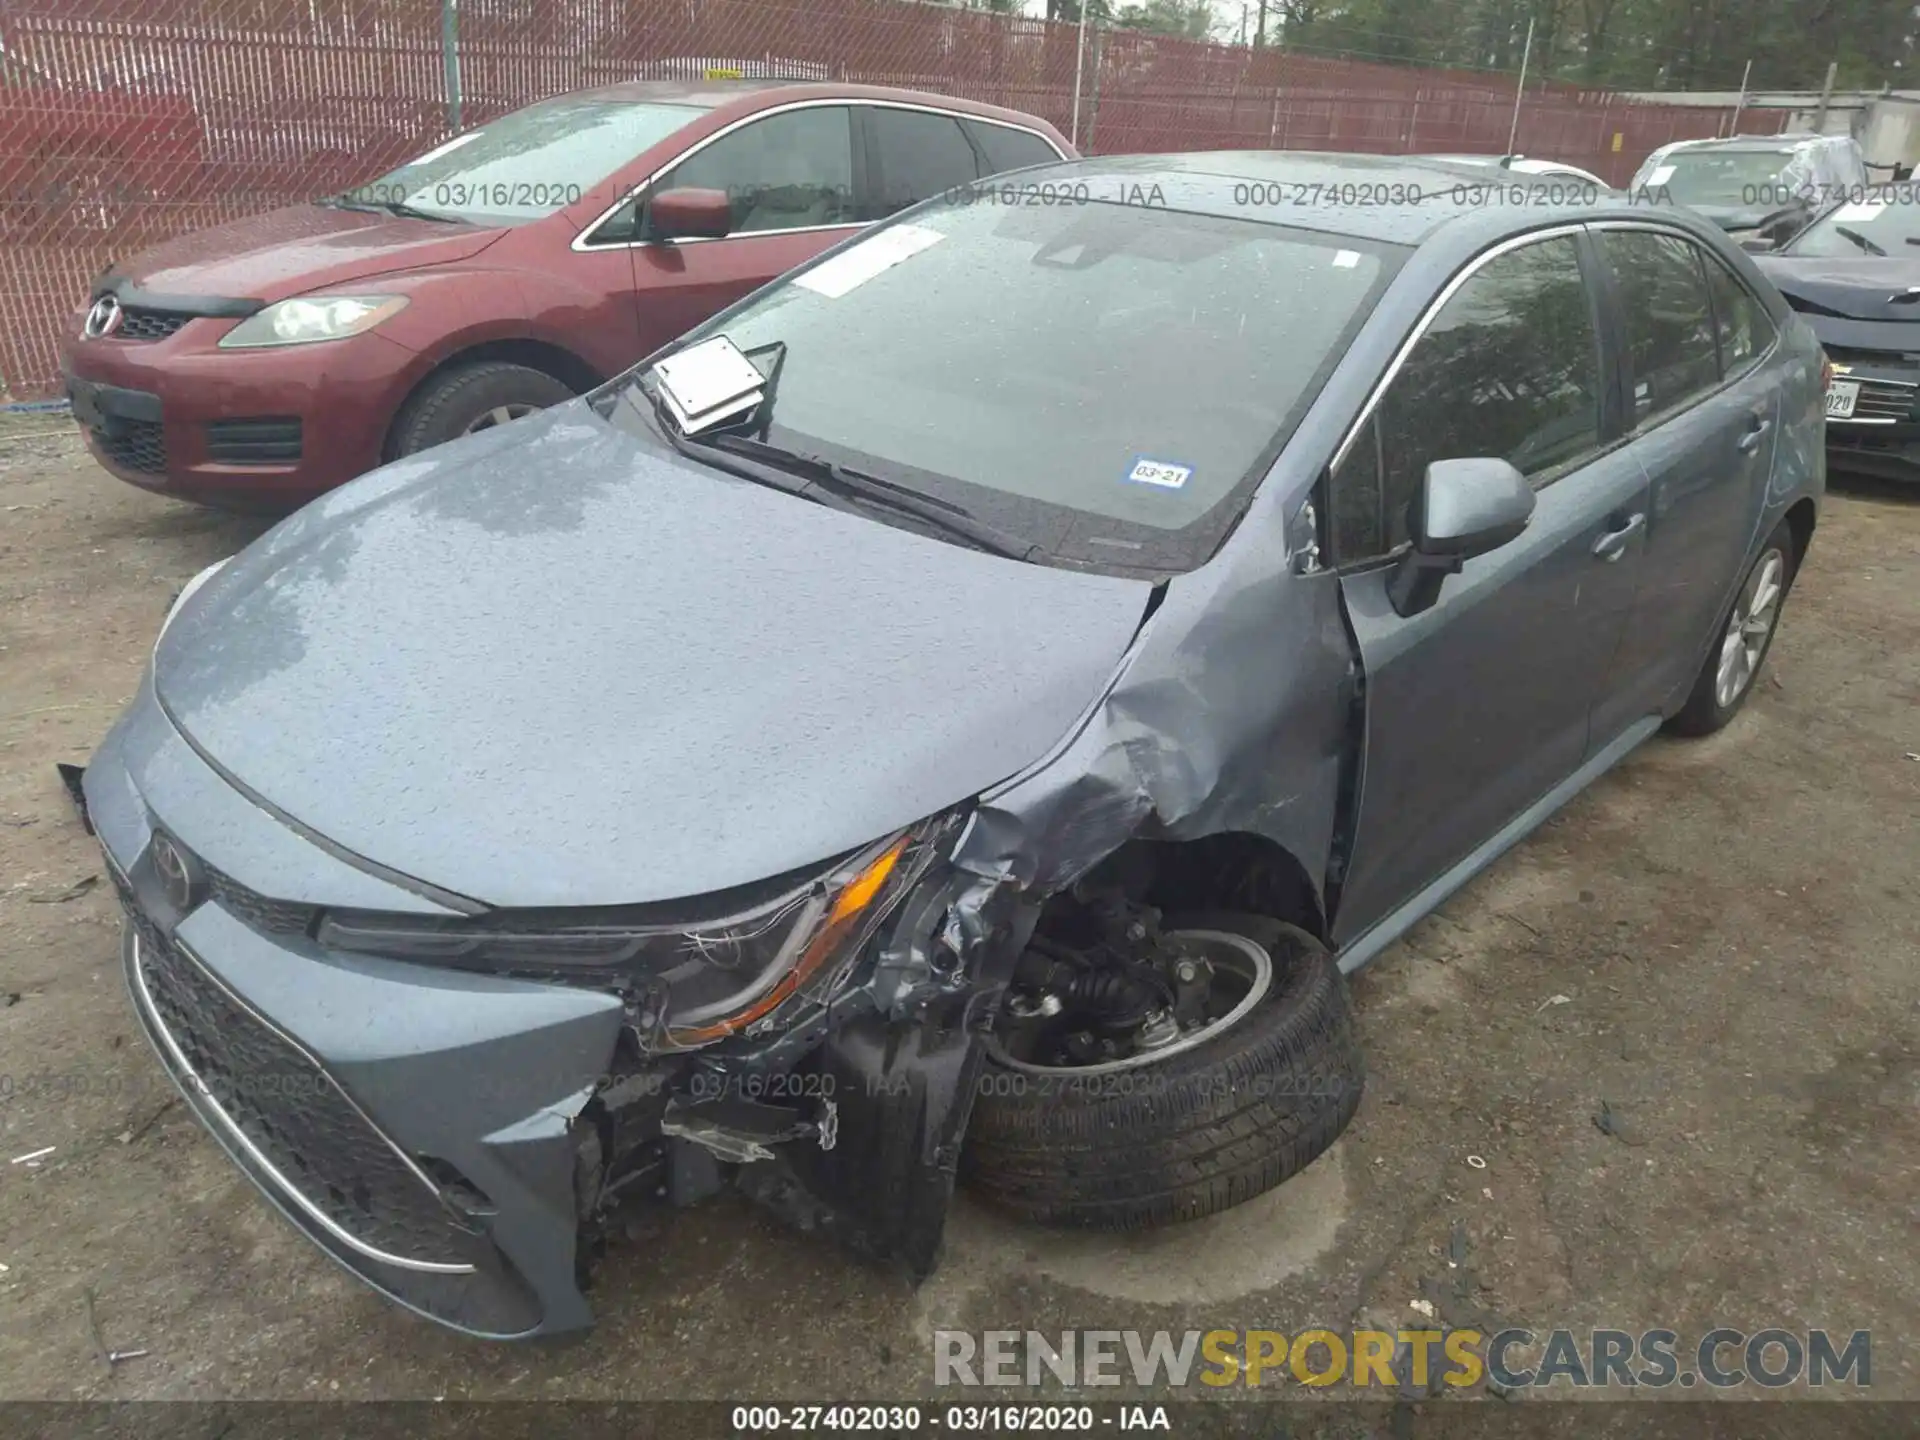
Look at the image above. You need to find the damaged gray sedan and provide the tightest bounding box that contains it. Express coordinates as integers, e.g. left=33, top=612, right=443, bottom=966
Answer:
left=83, top=152, right=1825, bottom=1338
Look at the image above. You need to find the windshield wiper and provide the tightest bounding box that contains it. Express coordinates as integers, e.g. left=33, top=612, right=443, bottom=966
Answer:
left=319, top=194, right=455, bottom=224
left=1832, top=225, right=1887, bottom=257
left=704, top=435, right=1040, bottom=562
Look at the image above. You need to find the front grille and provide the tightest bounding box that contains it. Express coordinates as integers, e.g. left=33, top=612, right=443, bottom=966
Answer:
left=93, top=419, right=166, bottom=474
left=206, top=417, right=303, bottom=464
left=116, top=307, right=191, bottom=343
left=117, top=878, right=480, bottom=1268
left=205, top=863, right=318, bottom=936
left=1852, top=378, right=1918, bottom=423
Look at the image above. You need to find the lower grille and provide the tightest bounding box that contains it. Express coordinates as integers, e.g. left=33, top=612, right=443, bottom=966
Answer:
left=94, top=419, right=166, bottom=474
left=206, top=416, right=303, bottom=464
left=120, top=891, right=480, bottom=1270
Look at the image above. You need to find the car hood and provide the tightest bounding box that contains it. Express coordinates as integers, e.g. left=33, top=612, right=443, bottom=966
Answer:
left=153, top=404, right=1152, bottom=910
left=109, top=204, right=505, bottom=303
left=1755, top=254, right=1920, bottom=323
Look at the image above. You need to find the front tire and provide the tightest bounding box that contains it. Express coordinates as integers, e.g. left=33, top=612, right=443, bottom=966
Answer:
left=388, top=362, right=574, bottom=458
left=961, top=912, right=1364, bottom=1230
left=1666, top=518, right=1797, bottom=737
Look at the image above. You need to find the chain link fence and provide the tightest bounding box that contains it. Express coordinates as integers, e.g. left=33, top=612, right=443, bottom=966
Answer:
left=0, top=0, right=1780, bottom=400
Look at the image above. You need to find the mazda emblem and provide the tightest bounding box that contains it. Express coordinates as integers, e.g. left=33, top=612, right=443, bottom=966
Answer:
left=150, top=832, right=200, bottom=913
left=83, top=296, right=122, bottom=340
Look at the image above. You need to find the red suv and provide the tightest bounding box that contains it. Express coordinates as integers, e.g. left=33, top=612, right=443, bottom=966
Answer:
left=57, top=80, right=1071, bottom=511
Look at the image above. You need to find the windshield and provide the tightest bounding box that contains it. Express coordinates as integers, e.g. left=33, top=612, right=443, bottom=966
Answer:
left=1786, top=191, right=1920, bottom=257
left=610, top=196, right=1401, bottom=574
left=348, top=97, right=706, bottom=224
left=1642, top=148, right=1797, bottom=206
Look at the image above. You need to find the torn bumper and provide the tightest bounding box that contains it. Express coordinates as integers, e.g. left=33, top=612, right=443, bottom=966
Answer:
left=87, top=686, right=624, bottom=1338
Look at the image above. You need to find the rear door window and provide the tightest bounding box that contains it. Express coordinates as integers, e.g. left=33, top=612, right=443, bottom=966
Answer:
left=864, top=108, right=982, bottom=217
left=967, top=120, right=1064, bottom=177
left=1597, top=229, right=1722, bottom=424
left=1701, top=253, right=1777, bottom=379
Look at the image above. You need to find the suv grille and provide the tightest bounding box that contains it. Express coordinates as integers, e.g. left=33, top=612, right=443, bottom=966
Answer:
left=1852, top=378, right=1918, bottom=423
left=117, top=307, right=191, bottom=343
left=206, top=417, right=303, bottom=464
left=116, top=875, right=480, bottom=1269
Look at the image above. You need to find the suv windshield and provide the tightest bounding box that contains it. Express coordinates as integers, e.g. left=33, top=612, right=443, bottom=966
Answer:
left=1786, top=191, right=1920, bottom=257
left=616, top=194, right=1402, bottom=574
left=348, top=97, right=707, bottom=224
left=1646, top=148, right=1799, bottom=205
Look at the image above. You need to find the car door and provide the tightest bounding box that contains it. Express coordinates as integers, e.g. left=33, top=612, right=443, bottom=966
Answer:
left=1586, top=225, right=1782, bottom=742
left=598, top=104, right=864, bottom=356
left=1327, top=229, right=1650, bottom=951
left=857, top=104, right=992, bottom=219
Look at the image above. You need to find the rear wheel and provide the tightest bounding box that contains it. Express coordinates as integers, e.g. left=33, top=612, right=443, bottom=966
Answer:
left=961, top=911, right=1364, bottom=1229
left=1666, top=518, right=1796, bottom=737
left=388, top=362, right=574, bottom=458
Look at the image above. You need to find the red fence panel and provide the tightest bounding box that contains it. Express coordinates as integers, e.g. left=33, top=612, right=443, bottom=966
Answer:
left=0, top=0, right=1774, bottom=399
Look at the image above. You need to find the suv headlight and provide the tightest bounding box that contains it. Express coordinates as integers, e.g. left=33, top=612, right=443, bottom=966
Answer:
left=217, top=294, right=408, bottom=349
left=318, top=817, right=958, bottom=1050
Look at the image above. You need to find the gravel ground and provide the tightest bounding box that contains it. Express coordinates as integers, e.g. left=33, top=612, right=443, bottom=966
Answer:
left=1, top=427, right=1915, bottom=1419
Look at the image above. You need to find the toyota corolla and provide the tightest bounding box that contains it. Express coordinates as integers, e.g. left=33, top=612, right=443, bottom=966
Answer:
left=80, top=152, right=1824, bottom=1338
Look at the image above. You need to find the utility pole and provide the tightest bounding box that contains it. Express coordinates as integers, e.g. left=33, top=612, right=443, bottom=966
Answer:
left=1813, top=60, right=1838, bottom=133
left=1256, top=0, right=1268, bottom=49
left=1071, top=2, right=1090, bottom=148
left=1506, top=17, right=1534, bottom=157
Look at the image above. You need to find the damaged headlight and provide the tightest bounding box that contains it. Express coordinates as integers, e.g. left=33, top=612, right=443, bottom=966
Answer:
left=317, top=816, right=958, bottom=1049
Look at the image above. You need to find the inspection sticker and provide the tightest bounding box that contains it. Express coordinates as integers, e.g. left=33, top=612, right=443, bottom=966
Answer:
left=1126, top=456, right=1193, bottom=490
left=795, top=224, right=945, bottom=299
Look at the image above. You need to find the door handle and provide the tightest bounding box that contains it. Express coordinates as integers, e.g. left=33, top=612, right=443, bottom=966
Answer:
left=1738, top=414, right=1773, bottom=453
left=1592, top=511, right=1645, bottom=561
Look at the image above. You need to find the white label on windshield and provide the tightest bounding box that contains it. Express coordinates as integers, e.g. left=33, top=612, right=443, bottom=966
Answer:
left=1831, top=200, right=1887, bottom=222
left=1333, top=249, right=1361, bottom=268
left=794, top=224, right=945, bottom=299
left=409, top=131, right=480, bottom=166
left=1644, top=164, right=1675, bottom=186
left=1127, top=457, right=1192, bottom=490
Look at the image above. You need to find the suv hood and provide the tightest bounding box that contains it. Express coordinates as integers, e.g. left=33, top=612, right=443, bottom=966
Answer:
left=108, top=204, right=505, bottom=303
left=153, top=404, right=1151, bottom=910
left=1755, top=254, right=1920, bottom=323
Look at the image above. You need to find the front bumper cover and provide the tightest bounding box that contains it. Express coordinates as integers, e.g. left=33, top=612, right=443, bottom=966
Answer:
left=84, top=673, right=1030, bottom=1337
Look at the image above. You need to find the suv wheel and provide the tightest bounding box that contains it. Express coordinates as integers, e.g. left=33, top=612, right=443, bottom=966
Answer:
left=389, top=362, right=575, bottom=458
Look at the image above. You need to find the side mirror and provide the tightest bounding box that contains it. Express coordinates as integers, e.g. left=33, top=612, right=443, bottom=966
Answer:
left=648, top=187, right=733, bottom=241
left=1387, top=457, right=1536, bottom=618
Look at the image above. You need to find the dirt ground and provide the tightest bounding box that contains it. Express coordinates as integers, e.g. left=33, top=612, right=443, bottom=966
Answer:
left=0, top=421, right=1915, bottom=1414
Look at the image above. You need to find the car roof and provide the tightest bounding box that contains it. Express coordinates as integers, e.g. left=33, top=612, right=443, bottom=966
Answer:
left=562, top=78, right=1064, bottom=134
left=1012, top=151, right=1661, bottom=246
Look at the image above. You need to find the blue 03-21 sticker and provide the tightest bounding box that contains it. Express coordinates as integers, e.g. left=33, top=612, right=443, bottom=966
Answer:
left=1127, top=456, right=1193, bottom=490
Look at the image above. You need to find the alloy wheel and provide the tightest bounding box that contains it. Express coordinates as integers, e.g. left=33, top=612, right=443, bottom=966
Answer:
left=463, top=403, right=540, bottom=435
left=1715, top=548, right=1786, bottom=710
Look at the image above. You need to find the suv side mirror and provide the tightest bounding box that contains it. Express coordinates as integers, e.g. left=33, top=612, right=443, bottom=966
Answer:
left=648, top=187, right=733, bottom=241
left=1387, top=457, right=1536, bottom=618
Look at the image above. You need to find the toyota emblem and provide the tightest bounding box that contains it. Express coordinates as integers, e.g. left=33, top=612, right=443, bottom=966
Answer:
left=150, top=832, right=200, bottom=913
left=82, top=296, right=122, bottom=340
